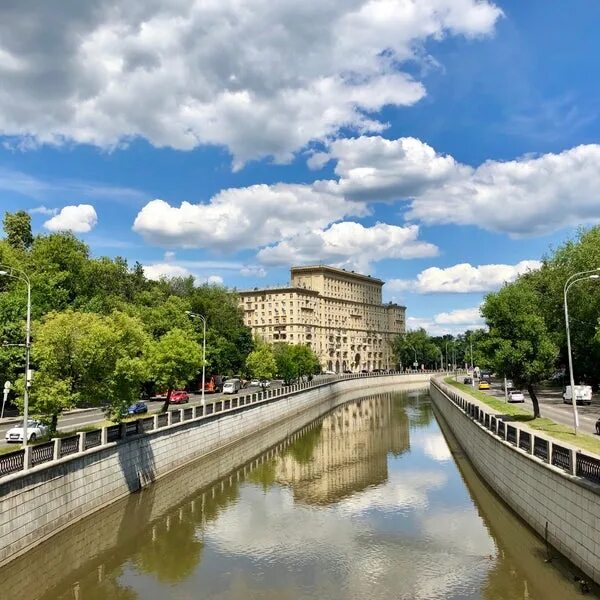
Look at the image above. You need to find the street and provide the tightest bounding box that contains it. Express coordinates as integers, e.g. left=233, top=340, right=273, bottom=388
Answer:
left=0, top=381, right=285, bottom=447
left=469, top=378, right=600, bottom=437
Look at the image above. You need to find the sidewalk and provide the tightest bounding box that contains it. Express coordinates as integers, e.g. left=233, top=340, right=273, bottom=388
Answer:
left=0, top=406, right=98, bottom=425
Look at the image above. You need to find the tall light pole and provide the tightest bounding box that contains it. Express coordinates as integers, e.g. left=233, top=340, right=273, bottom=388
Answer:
left=0, top=266, right=31, bottom=446
left=564, top=269, right=600, bottom=434
left=186, top=311, right=207, bottom=412
left=407, top=344, right=418, bottom=370
left=437, top=347, right=444, bottom=371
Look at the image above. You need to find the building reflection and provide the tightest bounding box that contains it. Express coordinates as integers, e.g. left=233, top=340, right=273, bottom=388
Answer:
left=275, top=393, right=410, bottom=505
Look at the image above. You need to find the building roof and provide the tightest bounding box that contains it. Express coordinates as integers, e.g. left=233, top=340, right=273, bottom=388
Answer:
left=291, top=264, right=384, bottom=285
left=238, top=286, right=320, bottom=297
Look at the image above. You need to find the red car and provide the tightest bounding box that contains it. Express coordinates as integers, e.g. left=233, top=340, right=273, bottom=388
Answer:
left=169, top=390, right=190, bottom=404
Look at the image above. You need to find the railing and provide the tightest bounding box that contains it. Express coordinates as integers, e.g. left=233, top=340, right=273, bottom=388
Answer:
left=552, top=444, right=571, bottom=473
left=0, top=370, right=427, bottom=480
left=432, top=378, right=600, bottom=487
left=576, top=452, right=600, bottom=484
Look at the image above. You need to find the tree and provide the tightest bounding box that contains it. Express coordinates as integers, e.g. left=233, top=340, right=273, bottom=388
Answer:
left=3, top=211, right=33, bottom=250
left=245, top=339, right=276, bottom=386
left=145, top=328, right=202, bottom=412
left=24, top=310, right=149, bottom=431
left=481, top=282, right=558, bottom=417
left=391, top=329, right=442, bottom=370
left=274, top=343, right=320, bottom=384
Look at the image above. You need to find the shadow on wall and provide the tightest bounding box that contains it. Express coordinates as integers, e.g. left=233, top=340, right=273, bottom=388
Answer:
left=117, top=433, right=157, bottom=493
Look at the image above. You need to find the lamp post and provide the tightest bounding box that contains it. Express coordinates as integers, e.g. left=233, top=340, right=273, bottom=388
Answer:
left=564, top=269, right=600, bottom=434
left=438, top=347, right=444, bottom=371
left=1, top=380, right=11, bottom=419
left=407, top=344, right=418, bottom=371
left=186, top=311, right=207, bottom=411
left=0, top=266, right=31, bottom=446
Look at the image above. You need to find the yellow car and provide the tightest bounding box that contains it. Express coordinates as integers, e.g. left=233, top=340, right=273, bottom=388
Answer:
left=478, top=380, right=491, bottom=390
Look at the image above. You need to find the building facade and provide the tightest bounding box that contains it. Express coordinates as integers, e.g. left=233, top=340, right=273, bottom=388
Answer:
left=238, top=265, right=406, bottom=373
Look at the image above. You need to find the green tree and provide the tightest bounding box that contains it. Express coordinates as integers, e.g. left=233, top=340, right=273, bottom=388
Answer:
left=481, top=282, right=558, bottom=417
left=245, top=339, right=276, bottom=386
left=3, top=211, right=33, bottom=250
left=24, top=310, right=149, bottom=431
left=391, top=329, right=442, bottom=370
left=145, top=328, right=202, bottom=412
left=274, top=343, right=320, bottom=384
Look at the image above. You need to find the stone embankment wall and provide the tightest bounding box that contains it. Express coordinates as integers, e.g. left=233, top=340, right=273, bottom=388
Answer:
left=0, top=373, right=429, bottom=567
left=430, top=378, right=600, bottom=585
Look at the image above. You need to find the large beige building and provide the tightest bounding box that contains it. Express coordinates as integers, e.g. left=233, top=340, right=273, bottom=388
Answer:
left=239, top=265, right=406, bottom=372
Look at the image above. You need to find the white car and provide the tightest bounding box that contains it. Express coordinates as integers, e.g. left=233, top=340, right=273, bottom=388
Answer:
left=5, top=420, right=48, bottom=443
left=250, top=379, right=260, bottom=387
left=508, top=390, right=525, bottom=403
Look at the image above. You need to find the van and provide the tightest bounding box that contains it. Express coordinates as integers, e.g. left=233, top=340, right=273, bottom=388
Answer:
left=222, top=378, right=242, bottom=394
left=563, top=385, right=592, bottom=406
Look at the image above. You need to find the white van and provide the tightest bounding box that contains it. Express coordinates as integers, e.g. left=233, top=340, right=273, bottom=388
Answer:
left=222, top=378, right=242, bottom=394
left=563, top=385, right=592, bottom=406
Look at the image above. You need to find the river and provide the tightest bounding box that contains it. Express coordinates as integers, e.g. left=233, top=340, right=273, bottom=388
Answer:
left=1, top=387, right=596, bottom=599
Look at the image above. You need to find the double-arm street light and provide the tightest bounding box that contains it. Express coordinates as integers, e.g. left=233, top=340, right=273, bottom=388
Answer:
left=564, top=268, right=600, bottom=434
left=186, top=311, right=207, bottom=411
left=0, top=265, right=31, bottom=446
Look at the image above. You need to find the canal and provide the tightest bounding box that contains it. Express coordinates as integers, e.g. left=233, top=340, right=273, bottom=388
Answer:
left=1, top=388, right=597, bottom=599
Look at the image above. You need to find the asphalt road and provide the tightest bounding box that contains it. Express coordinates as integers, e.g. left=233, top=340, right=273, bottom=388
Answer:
left=460, top=377, right=600, bottom=437
left=0, top=381, right=284, bottom=446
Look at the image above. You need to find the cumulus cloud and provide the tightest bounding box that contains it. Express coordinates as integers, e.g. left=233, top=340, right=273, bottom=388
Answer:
left=133, top=184, right=366, bottom=251
left=388, top=260, right=542, bottom=293
left=143, top=263, right=192, bottom=281
left=240, top=265, right=267, bottom=278
left=318, top=137, right=600, bottom=236
left=0, top=0, right=501, bottom=166
left=406, top=306, right=484, bottom=336
left=43, top=204, right=98, bottom=233
left=258, top=222, right=438, bottom=271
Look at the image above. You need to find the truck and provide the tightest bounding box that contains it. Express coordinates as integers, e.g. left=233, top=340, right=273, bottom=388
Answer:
left=222, top=378, right=242, bottom=394
left=562, top=385, right=592, bottom=406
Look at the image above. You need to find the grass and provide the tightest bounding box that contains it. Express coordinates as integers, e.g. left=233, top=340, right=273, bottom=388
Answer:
left=444, top=376, right=600, bottom=456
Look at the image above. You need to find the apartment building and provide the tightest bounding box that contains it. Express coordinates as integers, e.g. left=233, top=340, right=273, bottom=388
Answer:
left=238, top=265, right=406, bottom=373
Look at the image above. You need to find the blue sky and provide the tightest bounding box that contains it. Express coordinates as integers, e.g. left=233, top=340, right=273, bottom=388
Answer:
left=1, top=0, right=599, bottom=334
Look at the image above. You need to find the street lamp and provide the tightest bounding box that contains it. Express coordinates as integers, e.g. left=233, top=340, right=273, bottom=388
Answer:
left=0, top=266, right=31, bottom=446
left=407, top=343, right=418, bottom=371
left=437, top=347, right=444, bottom=371
left=186, top=311, right=207, bottom=411
left=1, top=380, right=11, bottom=419
left=564, top=269, right=600, bottom=434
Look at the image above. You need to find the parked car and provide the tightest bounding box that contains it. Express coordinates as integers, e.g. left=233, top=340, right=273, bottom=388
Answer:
left=463, top=376, right=473, bottom=385
left=260, top=380, right=271, bottom=388
left=563, top=385, right=592, bottom=406
left=250, top=379, right=261, bottom=387
left=127, top=401, right=148, bottom=415
left=343, top=369, right=353, bottom=374
left=223, top=378, right=242, bottom=394
left=478, top=381, right=490, bottom=390
left=508, top=390, right=525, bottom=403
left=150, top=391, right=167, bottom=401
left=169, top=390, right=189, bottom=404
left=5, top=420, right=48, bottom=443
left=322, top=370, right=336, bottom=375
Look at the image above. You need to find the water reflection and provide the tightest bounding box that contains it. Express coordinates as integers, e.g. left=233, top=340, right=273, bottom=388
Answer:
left=1, top=388, right=595, bottom=600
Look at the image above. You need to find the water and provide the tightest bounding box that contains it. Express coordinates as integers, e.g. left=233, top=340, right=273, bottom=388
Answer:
left=1, top=389, right=596, bottom=599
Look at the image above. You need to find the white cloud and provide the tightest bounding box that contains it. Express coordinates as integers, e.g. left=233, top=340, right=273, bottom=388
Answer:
left=388, top=260, right=542, bottom=293
left=258, top=221, right=438, bottom=271
left=406, top=306, right=485, bottom=336
left=133, top=185, right=366, bottom=251
left=28, top=205, right=58, bottom=216
left=0, top=0, right=501, bottom=166
left=43, top=204, right=98, bottom=233
left=240, top=265, right=267, bottom=278
left=434, top=307, right=483, bottom=326
left=205, top=275, right=224, bottom=285
left=143, top=263, right=192, bottom=281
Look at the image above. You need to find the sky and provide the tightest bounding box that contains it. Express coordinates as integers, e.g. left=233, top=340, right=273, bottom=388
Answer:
left=1, top=0, right=599, bottom=335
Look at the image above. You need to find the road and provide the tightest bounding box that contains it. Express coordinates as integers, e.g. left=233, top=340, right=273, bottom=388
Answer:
left=460, top=377, right=600, bottom=437
left=0, top=381, right=285, bottom=447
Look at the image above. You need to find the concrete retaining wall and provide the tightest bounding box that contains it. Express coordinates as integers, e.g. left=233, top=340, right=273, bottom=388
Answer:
left=430, top=378, right=600, bottom=585
left=0, top=373, right=429, bottom=567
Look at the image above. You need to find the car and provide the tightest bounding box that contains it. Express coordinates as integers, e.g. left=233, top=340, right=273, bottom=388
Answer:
left=508, top=390, right=525, bottom=403
left=223, top=379, right=242, bottom=394
left=478, top=381, right=490, bottom=390
left=169, top=390, right=189, bottom=404
left=150, top=391, right=167, bottom=401
left=260, top=380, right=271, bottom=388
left=563, top=385, right=592, bottom=406
left=322, top=370, right=336, bottom=375
left=5, top=420, right=48, bottom=443
left=127, top=401, right=148, bottom=415
left=343, top=370, right=353, bottom=374
left=502, top=380, right=514, bottom=391
left=250, top=379, right=261, bottom=387
left=463, top=376, right=473, bottom=384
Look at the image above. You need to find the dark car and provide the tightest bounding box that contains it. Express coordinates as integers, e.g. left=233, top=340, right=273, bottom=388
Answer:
left=128, top=401, right=148, bottom=415
left=463, top=376, right=473, bottom=384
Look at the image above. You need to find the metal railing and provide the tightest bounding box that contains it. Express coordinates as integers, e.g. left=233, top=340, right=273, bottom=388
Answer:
left=0, top=370, right=428, bottom=480
left=432, top=378, right=600, bottom=487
